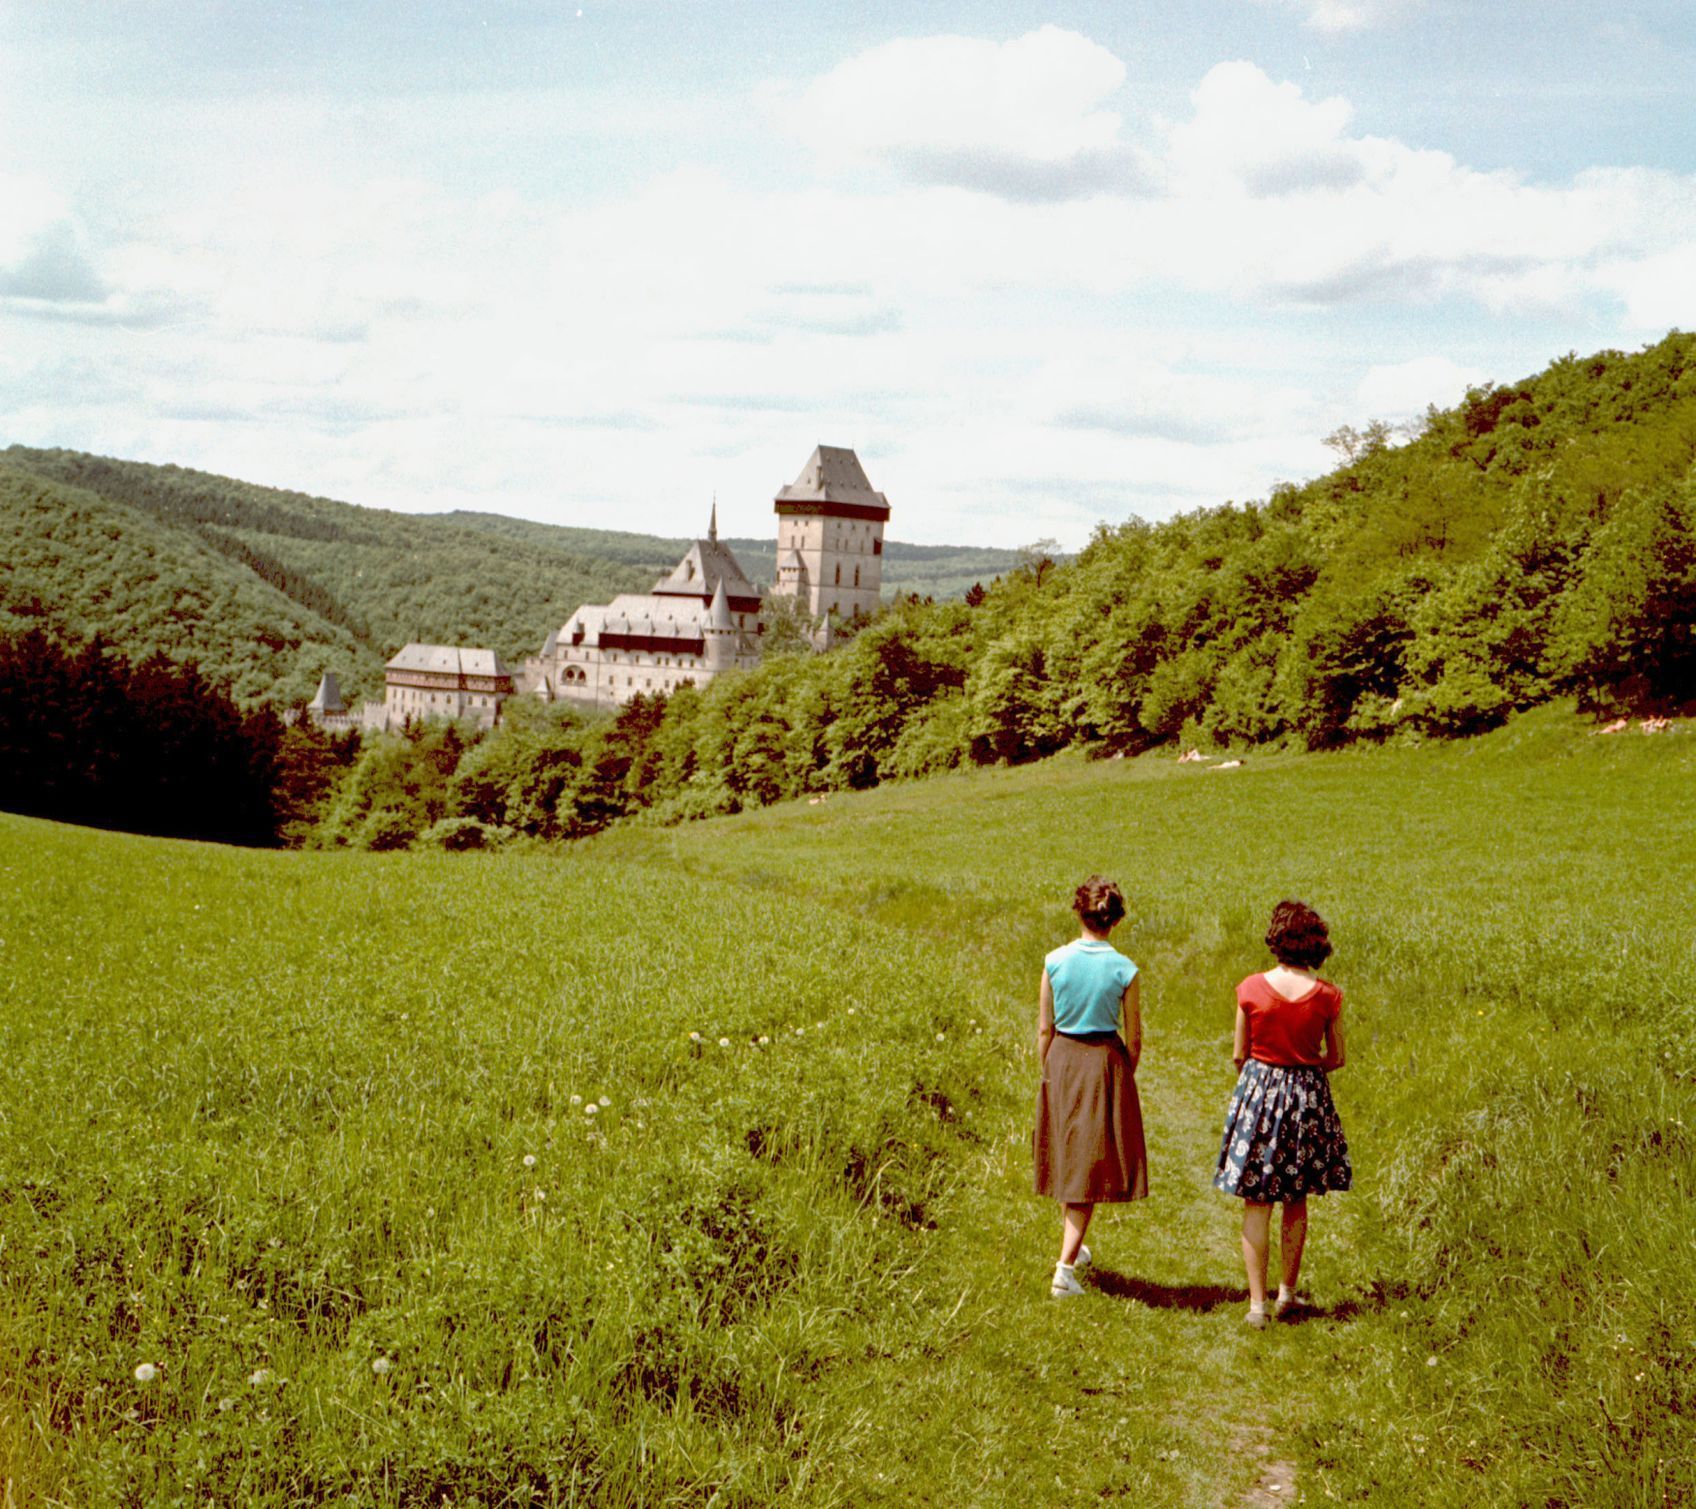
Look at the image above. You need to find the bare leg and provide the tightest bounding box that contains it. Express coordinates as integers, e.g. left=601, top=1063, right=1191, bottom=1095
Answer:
left=1279, top=1199, right=1309, bottom=1297
left=1061, top=1203, right=1094, bottom=1265
left=1241, top=1201, right=1272, bottom=1311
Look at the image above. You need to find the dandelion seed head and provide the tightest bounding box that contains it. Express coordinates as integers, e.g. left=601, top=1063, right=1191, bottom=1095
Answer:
left=569, top=1094, right=582, bottom=1105
left=585, top=1102, right=599, bottom=1115
left=533, top=1188, right=546, bottom=1202
left=522, top=1153, right=537, bottom=1167
left=688, top=1031, right=701, bottom=1042
left=133, top=1362, right=158, bottom=1384
left=249, top=1368, right=272, bottom=1386
left=936, top=1032, right=946, bottom=1041
left=372, top=1357, right=391, bottom=1375
left=718, top=1037, right=731, bottom=1047
left=218, top=1396, right=235, bottom=1412
left=598, top=1095, right=611, bottom=1107
left=1426, top=1356, right=1438, bottom=1366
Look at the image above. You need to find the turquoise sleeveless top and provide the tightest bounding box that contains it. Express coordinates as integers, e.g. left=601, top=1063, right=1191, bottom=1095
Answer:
left=1045, top=938, right=1137, bottom=1035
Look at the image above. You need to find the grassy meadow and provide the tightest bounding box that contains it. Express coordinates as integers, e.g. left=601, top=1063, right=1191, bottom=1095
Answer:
left=1, top=706, right=1692, bottom=1505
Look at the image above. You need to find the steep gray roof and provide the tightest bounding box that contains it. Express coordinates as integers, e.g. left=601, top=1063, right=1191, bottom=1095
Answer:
left=775, top=445, right=889, bottom=511
left=652, top=537, right=759, bottom=600
left=386, top=644, right=511, bottom=677
left=563, top=593, right=710, bottom=643
left=706, top=578, right=733, bottom=631
left=308, top=671, right=345, bottom=713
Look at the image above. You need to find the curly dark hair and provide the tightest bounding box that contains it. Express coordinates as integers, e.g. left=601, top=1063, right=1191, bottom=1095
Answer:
left=1265, top=899, right=1332, bottom=970
left=1073, top=875, right=1127, bottom=934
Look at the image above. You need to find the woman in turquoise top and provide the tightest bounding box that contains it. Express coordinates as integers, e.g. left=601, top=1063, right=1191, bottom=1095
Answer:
left=1034, top=875, right=1148, bottom=1298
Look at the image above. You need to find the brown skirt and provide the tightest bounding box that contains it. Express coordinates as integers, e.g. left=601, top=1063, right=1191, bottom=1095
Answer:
left=1033, top=1031, right=1149, bottom=1203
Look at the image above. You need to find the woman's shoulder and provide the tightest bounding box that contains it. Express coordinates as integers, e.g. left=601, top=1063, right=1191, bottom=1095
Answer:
left=1236, top=972, right=1271, bottom=1004
left=1045, top=939, right=1080, bottom=969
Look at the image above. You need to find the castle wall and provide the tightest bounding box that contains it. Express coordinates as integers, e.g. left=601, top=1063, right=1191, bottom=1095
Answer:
left=775, top=513, right=883, bottom=619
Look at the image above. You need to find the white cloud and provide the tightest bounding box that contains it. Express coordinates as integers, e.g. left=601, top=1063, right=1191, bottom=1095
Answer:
left=1149, top=63, right=1696, bottom=319
left=779, top=26, right=1147, bottom=199
left=0, top=174, right=107, bottom=304
left=13, top=36, right=1696, bottom=552
left=1247, top=0, right=1427, bottom=33
left=1595, top=245, right=1696, bottom=331
left=1167, top=61, right=1363, bottom=194
left=1355, top=356, right=1486, bottom=420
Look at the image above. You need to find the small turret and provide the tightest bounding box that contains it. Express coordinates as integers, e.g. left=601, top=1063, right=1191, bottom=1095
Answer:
left=308, top=671, right=345, bottom=719
left=703, top=578, right=736, bottom=671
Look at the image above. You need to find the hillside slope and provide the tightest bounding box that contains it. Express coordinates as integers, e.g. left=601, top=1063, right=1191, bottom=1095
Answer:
left=1, top=719, right=1690, bottom=1504
left=0, top=463, right=376, bottom=704
left=0, top=449, right=1024, bottom=709
left=1, top=447, right=659, bottom=704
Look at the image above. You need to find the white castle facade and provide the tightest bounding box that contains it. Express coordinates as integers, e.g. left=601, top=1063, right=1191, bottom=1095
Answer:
left=306, top=446, right=890, bottom=730
left=519, top=444, right=890, bottom=713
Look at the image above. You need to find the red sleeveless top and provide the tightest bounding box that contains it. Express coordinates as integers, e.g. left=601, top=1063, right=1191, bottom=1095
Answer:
left=1237, top=974, right=1342, bottom=1067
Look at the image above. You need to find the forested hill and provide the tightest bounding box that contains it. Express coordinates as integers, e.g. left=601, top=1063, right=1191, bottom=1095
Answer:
left=299, top=334, right=1696, bottom=851
left=0, top=449, right=1023, bottom=708
left=0, top=451, right=659, bottom=706
left=7, top=331, right=1695, bottom=729
left=940, top=332, right=1696, bottom=760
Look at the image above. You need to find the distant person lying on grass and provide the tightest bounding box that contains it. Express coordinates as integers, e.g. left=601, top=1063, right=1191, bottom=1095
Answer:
left=1034, top=875, right=1148, bottom=1299
left=1214, top=899, right=1352, bottom=1329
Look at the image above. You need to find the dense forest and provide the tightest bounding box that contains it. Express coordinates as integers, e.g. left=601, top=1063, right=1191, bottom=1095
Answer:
left=0, top=448, right=1021, bottom=708
left=305, top=334, right=1696, bottom=850
left=5, top=333, right=1693, bottom=850
left=0, top=629, right=353, bottom=846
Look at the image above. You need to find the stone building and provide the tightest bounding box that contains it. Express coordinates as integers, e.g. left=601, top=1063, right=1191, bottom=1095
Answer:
left=383, top=645, right=514, bottom=729
left=302, top=671, right=363, bottom=733
left=770, top=445, right=890, bottom=621
left=319, top=446, right=891, bottom=727
left=521, top=505, right=763, bottom=711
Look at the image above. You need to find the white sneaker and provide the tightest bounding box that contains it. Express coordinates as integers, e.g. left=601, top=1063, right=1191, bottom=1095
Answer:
left=1073, top=1244, right=1092, bottom=1270
left=1051, top=1264, right=1085, bottom=1299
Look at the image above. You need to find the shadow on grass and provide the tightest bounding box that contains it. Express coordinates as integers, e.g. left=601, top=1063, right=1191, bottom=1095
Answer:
left=1087, top=1269, right=1246, bottom=1311
left=1087, top=1270, right=1404, bottom=1320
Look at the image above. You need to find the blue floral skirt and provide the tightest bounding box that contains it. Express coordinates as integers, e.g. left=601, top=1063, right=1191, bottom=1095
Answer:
left=1213, top=1059, right=1351, bottom=1203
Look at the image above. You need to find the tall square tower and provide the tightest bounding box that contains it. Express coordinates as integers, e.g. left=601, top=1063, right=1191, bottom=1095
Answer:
left=770, top=446, right=890, bottom=620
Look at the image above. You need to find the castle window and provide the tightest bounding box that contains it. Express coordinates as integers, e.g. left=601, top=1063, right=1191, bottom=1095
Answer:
left=873, top=538, right=883, bottom=556
left=834, top=564, right=841, bottom=585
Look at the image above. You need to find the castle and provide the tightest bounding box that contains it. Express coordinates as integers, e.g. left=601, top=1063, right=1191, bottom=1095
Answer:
left=525, top=445, right=891, bottom=710
left=308, top=446, right=890, bottom=730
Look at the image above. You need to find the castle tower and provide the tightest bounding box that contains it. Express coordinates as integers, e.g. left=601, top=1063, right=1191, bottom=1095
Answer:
left=771, top=445, right=889, bottom=621
left=702, top=577, right=737, bottom=673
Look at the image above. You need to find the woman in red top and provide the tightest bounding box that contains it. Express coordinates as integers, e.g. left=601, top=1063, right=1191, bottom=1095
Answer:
left=1214, top=899, right=1351, bottom=1329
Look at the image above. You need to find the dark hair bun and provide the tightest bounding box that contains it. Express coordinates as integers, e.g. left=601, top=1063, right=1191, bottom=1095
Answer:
left=1073, top=875, right=1127, bottom=933
left=1265, top=899, right=1332, bottom=969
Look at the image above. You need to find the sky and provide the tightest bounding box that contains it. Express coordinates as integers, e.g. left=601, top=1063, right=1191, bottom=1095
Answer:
left=3, top=1, right=1695, bottom=549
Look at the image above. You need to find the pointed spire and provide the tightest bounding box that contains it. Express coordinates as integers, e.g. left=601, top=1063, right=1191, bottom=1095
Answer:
left=309, top=671, right=344, bottom=713
left=706, top=577, right=732, bottom=631
left=709, top=494, right=718, bottom=542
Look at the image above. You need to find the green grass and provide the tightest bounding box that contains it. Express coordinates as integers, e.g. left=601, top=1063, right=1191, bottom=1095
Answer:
left=2, top=706, right=1693, bottom=1504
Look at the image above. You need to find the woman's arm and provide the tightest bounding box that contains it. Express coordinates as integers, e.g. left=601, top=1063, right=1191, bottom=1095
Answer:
left=1037, top=969, right=1055, bottom=1066
left=1321, top=1005, right=1346, bottom=1071
left=1122, top=976, right=1142, bottom=1073
left=1231, top=1005, right=1249, bottom=1071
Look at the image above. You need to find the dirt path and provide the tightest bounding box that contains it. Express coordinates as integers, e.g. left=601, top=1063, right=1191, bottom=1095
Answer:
left=813, top=1010, right=1320, bottom=1506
